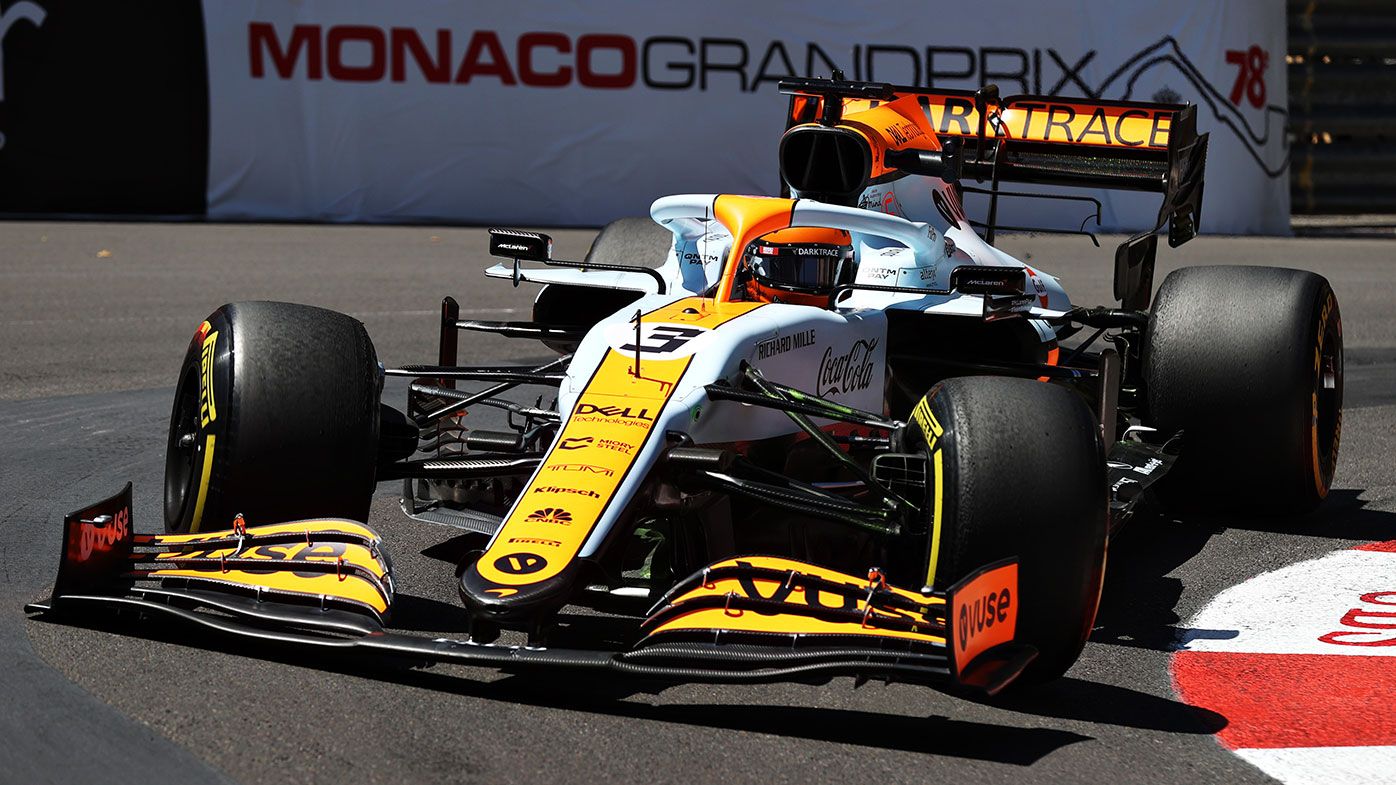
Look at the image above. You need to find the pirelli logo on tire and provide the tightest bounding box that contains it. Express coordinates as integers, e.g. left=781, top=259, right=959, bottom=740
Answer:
left=912, top=395, right=943, bottom=446
left=198, top=324, right=219, bottom=428
left=913, top=393, right=948, bottom=588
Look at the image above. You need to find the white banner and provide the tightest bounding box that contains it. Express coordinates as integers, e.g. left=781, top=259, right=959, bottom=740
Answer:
left=203, top=1, right=1288, bottom=234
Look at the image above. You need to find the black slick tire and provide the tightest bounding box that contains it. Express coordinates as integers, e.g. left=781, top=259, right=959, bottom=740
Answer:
left=585, top=216, right=672, bottom=269
left=903, top=376, right=1108, bottom=684
left=163, top=301, right=381, bottom=533
left=1143, top=266, right=1343, bottom=514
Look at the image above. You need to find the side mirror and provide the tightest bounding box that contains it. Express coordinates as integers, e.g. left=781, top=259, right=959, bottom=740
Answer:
left=488, top=228, right=552, bottom=262
left=950, top=265, right=1025, bottom=296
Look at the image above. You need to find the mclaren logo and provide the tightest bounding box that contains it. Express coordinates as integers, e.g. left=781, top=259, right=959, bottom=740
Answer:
left=525, top=508, right=573, bottom=524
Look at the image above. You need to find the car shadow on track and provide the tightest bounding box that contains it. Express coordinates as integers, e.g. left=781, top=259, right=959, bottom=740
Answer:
left=405, top=668, right=1096, bottom=765
left=26, top=607, right=1235, bottom=766
left=1218, top=488, right=1396, bottom=542
left=967, top=676, right=1227, bottom=735
left=1088, top=508, right=1220, bottom=654
left=1090, top=489, right=1396, bottom=654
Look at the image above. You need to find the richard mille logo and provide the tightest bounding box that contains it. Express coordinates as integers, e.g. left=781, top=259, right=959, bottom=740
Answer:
left=0, top=1, right=46, bottom=150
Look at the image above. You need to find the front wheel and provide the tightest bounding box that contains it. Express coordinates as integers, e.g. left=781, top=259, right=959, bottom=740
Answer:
left=901, top=376, right=1108, bottom=684
left=163, top=301, right=381, bottom=533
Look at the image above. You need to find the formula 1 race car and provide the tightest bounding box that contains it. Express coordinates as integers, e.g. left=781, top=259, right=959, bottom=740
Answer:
left=28, top=77, right=1344, bottom=696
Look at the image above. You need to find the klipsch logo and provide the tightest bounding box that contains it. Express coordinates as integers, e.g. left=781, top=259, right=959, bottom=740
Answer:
left=0, top=1, right=46, bottom=150
left=818, top=338, right=878, bottom=397
left=534, top=485, right=600, bottom=499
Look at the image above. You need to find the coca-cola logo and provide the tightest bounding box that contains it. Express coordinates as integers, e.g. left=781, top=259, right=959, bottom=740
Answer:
left=817, top=338, right=878, bottom=396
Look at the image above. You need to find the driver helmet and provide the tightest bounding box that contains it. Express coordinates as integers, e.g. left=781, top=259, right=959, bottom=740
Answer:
left=742, top=227, right=855, bottom=307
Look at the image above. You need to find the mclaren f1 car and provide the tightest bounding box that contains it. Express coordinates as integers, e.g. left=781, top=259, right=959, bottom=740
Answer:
left=28, top=76, right=1344, bottom=696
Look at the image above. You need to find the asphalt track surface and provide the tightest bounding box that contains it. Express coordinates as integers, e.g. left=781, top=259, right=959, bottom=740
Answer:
left=2, top=220, right=1395, bottom=784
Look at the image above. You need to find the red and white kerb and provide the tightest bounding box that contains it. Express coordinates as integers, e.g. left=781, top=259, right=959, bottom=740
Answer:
left=1172, top=541, right=1396, bottom=784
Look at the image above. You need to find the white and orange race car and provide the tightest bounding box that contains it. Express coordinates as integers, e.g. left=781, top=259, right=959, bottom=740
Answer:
left=29, top=76, right=1343, bottom=696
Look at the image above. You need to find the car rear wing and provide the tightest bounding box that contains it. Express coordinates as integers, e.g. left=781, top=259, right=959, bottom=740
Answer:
left=778, top=76, right=1209, bottom=308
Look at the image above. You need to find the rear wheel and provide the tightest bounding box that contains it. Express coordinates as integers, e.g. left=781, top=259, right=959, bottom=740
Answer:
left=901, top=376, right=1108, bottom=684
left=163, top=301, right=381, bottom=533
left=530, top=217, right=665, bottom=353
left=1144, top=266, right=1343, bottom=514
left=585, top=216, right=672, bottom=269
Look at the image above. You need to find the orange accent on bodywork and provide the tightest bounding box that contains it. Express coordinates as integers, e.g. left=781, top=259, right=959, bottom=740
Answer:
left=712, top=195, right=799, bottom=304
left=1038, top=345, right=1060, bottom=383
left=647, top=556, right=946, bottom=644
left=474, top=297, right=763, bottom=589
left=798, top=91, right=1176, bottom=152
left=949, top=561, right=1019, bottom=677
left=648, top=605, right=944, bottom=643
left=144, top=567, right=390, bottom=615
left=758, top=227, right=850, bottom=245
left=144, top=519, right=382, bottom=547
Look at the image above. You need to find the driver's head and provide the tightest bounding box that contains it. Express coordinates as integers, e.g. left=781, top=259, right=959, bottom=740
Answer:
left=741, top=227, right=855, bottom=307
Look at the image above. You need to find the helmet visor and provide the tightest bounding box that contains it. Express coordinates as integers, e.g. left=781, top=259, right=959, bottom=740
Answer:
left=748, top=244, right=854, bottom=293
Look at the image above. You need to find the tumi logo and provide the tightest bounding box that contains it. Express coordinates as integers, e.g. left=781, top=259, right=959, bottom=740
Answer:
left=546, top=463, right=614, bottom=476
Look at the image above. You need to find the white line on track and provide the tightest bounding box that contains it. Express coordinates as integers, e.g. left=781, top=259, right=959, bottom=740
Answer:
left=1236, top=746, right=1396, bottom=785
left=1172, top=541, right=1396, bottom=785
